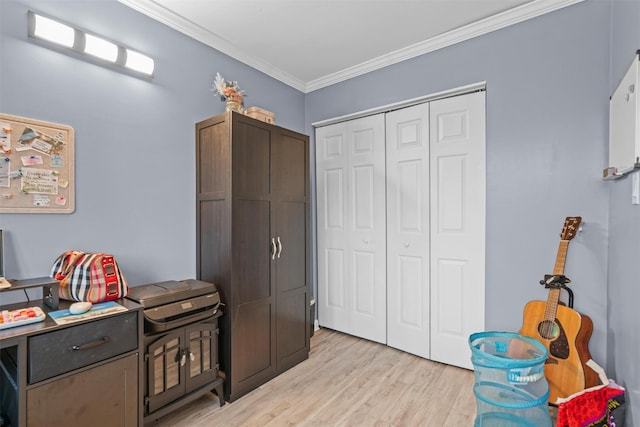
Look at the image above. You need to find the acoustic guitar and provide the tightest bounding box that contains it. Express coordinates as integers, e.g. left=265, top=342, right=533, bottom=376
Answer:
left=519, top=216, right=599, bottom=403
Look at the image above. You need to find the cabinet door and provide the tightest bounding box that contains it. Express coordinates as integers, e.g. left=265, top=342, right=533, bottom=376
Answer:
left=27, top=354, right=138, bottom=427
left=146, top=330, right=185, bottom=414
left=230, top=116, right=276, bottom=400
left=272, top=129, right=310, bottom=371
left=185, top=321, right=219, bottom=392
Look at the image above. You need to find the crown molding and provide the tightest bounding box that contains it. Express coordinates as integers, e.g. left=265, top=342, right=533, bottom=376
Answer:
left=119, top=0, right=583, bottom=94
left=305, top=0, right=584, bottom=92
left=117, top=0, right=308, bottom=91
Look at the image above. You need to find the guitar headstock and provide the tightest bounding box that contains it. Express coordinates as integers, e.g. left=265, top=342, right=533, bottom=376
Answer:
left=560, top=216, right=582, bottom=240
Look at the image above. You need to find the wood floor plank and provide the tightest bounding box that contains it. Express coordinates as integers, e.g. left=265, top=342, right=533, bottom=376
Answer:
left=151, top=328, right=476, bottom=426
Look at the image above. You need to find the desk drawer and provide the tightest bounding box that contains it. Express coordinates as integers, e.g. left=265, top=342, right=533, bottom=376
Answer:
left=28, top=311, right=138, bottom=384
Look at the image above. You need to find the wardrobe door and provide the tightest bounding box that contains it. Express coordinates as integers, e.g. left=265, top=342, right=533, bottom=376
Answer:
left=230, top=116, right=276, bottom=399
left=385, top=103, right=431, bottom=358
left=272, top=129, right=310, bottom=372
left=429, top=92, right=486, bottom=370
left=316, top=115, right=387, bottom=343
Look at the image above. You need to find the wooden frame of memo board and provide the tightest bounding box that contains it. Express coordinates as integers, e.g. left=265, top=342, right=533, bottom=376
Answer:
left=0, top=113, right=74, bottom=213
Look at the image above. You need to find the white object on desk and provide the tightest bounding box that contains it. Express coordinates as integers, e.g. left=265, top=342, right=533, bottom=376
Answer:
left=69, top=302, right=92, bottom=315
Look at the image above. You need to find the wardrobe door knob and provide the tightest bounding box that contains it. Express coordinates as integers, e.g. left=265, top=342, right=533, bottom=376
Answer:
left=363, top=239, right=369, bottom=244
left=276, top=236, right=283, bottom=258
left=404, top=242, right=410, bottom=248
left=271, top=238, right=277, bottom=260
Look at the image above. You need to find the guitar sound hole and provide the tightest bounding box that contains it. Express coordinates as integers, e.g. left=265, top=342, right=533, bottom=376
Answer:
left=538, top=320, right=558, bottom=340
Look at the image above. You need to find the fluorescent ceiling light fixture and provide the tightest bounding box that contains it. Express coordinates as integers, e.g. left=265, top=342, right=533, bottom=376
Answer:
left=28, top=10, right=154, bottom=78
left=32, top=13, right=74, bottom=47
left=84, top=34, right=118, bottom=62
left=125, top=49, right=155, bottom=75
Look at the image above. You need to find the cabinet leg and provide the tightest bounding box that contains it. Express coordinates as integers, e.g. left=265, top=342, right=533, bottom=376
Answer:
left=212, top=381, right=225, bottom=407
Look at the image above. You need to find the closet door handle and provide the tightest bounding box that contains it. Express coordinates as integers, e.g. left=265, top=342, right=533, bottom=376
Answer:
left=271, top=238, right=277, bottom=260
left=276, top=236, right=283, bottom=258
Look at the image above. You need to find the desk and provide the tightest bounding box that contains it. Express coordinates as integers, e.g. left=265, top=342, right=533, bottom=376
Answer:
left=0, top=295, right=143, bottom=427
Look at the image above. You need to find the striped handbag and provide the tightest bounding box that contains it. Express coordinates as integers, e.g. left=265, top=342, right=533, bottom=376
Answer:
left=50, top=250, right=128, bottom=302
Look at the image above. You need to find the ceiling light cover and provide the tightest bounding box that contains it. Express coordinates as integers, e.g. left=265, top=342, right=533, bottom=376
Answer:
left=32, top=13, right=75, bottom=47
left=28, top=10, right=154, bottom=78
left=125, top=49, right=155, bottom=75
left=84, top=34, right=118, bottom=62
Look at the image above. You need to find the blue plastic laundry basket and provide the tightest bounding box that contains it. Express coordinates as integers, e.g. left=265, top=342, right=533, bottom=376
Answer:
left=469, top=331, right=552, bottom=427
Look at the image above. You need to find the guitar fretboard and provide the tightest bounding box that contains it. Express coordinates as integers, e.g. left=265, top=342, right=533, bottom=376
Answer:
left=543, top=240, right=569, bottom=322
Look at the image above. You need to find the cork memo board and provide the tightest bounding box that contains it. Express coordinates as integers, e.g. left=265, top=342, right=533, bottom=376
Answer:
left=0, top=113, right=74, bottom=213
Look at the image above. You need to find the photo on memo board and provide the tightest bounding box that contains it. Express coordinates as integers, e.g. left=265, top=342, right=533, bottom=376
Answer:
left=0, top=113, right=74, bottom=213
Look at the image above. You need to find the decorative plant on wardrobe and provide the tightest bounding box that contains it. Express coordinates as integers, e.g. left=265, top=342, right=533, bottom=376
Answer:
left=212, top=72, right=246, bottom=113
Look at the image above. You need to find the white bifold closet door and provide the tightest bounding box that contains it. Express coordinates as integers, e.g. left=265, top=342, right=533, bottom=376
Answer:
left=315, top=115, right=387, bottom=344
left=386, top=103, right=431, bottom=358
left=316, top=91, right=485, bottom=369
left=429, top=92, right=485, bottom=370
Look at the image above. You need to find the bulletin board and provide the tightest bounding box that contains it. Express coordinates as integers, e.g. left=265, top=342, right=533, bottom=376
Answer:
left=0, top=113, right=74, bottom=213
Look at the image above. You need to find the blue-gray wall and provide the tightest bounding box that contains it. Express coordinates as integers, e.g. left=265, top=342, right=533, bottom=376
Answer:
left=0, top=0, right=305, bottom=298
left=306, top=0, right=637, bottom=423
left=308, top=0, right=610, bottom=369
left=1, top=0, right=638, bottom=424
left=609, top=1, right=640, bottom=426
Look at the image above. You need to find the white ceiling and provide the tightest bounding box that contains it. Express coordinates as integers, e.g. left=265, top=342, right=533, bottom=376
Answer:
left=118, top=0, right=582, bottom=92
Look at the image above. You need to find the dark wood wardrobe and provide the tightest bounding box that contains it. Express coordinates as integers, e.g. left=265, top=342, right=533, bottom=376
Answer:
left=196, top=111, right=310, bottom=402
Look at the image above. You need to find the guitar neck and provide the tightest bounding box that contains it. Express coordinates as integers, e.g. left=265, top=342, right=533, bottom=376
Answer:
left=553, top=240, right=569, bottom=275
left=544, top=240, right=569, bottom=321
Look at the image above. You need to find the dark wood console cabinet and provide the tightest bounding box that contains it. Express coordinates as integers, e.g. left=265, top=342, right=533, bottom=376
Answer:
left=143, top=312, right=222, bottom=422
left=196, top=111, right=311, bottom=402
left=0, top=290, right=143, bottom=427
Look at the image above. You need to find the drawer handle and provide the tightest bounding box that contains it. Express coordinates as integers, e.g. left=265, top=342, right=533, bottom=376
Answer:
left=69, top=336, right=110, bottom=351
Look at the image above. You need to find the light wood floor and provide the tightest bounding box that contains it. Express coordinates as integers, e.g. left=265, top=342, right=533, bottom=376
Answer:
left=152, top=328, right=476, bottom=426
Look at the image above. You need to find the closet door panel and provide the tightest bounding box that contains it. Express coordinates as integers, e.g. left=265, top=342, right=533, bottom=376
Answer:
left=316, top=115, right=386, bottom=343
left=353, top=250, right=375, bottom=314
left=316, top=125, right=349, bottom=331
left=352, top=164, right=375, bottom=229
left=386, top=104, right=430, bottom=358
left=324, top=169, right=344, bottom=229
left=429, top=92, right=486, bottom=370
left=325, top=248, right=346, bottom=308
left=347, top=115, right=386, bottom=343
